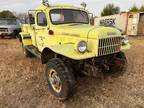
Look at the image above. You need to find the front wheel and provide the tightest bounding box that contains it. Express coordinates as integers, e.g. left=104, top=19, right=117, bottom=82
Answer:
left=45, top=58, right=75, bottom=100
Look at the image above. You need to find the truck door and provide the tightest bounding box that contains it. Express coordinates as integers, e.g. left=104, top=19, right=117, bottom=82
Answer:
left=35, top=12, right=48, bottom=51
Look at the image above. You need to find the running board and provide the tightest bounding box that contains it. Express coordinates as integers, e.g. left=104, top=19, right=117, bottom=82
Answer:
left=25, top=45, right=41, bottom=59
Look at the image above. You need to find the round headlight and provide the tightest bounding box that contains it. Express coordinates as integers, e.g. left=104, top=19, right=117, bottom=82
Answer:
left=122, top=35, right=129, bottom=45
left=77, top=41, right=87, bottom=53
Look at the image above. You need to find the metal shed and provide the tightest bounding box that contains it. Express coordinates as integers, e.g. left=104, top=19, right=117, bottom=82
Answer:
left=94, top=12, right=144, bottom=36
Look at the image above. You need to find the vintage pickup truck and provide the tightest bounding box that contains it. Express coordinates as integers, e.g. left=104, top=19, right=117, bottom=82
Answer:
left=0, top=18, right=21, bottom=38
left=19, top=1, right=130, bottom=99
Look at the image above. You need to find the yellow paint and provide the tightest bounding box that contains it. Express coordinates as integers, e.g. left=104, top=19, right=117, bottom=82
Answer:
left=20, top=32, right=32, bottom=46
left=121, top=43, right=131, bottom=50
left=20, top=4, right=130, bottom=60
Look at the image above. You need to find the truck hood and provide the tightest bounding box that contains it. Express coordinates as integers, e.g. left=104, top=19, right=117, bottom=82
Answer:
left=51, top=24, right=121, bottom=39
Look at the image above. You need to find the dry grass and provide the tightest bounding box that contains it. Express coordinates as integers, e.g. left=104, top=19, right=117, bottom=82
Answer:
left=0, top=37, right=144, bottom=108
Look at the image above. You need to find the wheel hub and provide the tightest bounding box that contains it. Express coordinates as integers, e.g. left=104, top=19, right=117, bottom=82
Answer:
left=49, top=69, right=62, bottom=93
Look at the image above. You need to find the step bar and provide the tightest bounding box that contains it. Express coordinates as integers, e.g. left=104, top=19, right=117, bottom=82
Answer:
left=25, top=45, right=41, bottom=59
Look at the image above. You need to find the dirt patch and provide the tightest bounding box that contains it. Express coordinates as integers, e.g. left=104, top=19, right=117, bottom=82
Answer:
left=0, top=37, right=144, bottom=108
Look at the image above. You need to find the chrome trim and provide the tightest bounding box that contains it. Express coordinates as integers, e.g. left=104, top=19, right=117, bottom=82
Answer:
left=98, top=37, right=121, bottom=56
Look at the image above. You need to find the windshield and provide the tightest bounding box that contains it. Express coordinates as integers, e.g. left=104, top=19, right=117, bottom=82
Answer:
left=50, top=9, right=89, bottom=24
left=0, top=19, right=17, bottom=25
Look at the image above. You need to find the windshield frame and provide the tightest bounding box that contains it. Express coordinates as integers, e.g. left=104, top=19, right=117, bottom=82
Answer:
left=49, top=9, right=89, bottom=25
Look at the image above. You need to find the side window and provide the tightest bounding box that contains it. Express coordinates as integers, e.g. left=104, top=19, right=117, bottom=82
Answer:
left=37, top=12, right=47, bottom=26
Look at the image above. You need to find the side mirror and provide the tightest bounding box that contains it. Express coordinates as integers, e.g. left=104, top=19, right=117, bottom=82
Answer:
left=42, top=0, right=49, bottom=6
left=89, top=13, right=94, bottom=25
left=81, top=2, right=87, bottom=10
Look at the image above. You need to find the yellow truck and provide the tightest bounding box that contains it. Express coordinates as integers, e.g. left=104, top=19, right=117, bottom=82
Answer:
left=19, top=1, right=130, bottom=99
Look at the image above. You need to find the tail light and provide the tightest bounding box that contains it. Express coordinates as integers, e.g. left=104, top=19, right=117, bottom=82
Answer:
left=49, top=30, right=54, bottom=35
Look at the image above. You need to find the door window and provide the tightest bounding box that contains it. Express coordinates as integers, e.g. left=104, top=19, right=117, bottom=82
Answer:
left=37, top=12, right=47, bottom=26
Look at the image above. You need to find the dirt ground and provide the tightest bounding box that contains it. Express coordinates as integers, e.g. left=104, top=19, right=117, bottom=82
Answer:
left=0, top=37, right=144, bottom=108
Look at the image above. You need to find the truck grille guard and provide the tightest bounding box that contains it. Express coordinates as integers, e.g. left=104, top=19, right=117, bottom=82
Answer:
left=98, top=37, right=121, bottom=56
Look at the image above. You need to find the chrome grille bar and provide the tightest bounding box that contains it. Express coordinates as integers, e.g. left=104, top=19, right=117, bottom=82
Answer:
left=98, top=37, right=121, bottom=56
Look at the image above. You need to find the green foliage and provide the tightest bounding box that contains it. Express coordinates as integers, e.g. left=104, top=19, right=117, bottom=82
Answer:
left=129, top=5, right=139, bottom=12
left=140, top=5, right=144, bottom=12
left=101, top=4, right=120, bottom=16
left=0, top=10, right=16, bottom=18
left=129, top=5, right=144, bottom=12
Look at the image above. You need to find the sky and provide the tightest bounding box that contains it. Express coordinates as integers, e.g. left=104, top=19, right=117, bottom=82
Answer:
left=0, top=0, right=144, bottom=16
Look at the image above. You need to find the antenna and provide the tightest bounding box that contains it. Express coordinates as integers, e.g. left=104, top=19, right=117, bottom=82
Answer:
left=81, top=2, right=87, bottom=10
left=42, top=0, right=49, bottom=6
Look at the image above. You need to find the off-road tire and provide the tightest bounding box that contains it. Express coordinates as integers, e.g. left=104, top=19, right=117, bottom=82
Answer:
left=45, top=58, right=75, bottom=100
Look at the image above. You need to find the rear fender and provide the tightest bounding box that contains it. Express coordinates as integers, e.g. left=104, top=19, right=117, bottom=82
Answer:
left=20, top=32, right=32, bottom=46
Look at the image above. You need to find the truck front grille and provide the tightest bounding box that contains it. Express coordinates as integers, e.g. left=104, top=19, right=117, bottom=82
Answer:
left=0, top=28, right=8, bottom=32
left=98, top=37, right=121, bottom=56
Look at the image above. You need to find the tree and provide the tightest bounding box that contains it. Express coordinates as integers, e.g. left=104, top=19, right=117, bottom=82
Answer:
left=16, top=13, right=28, bottom=23
left=129, top=5, right=139, bottom=12
left=101, top=4, right=120, bottom=16
left=0, top=10, right=16, bottom=18
left=140, top=5, right=144, bottom=12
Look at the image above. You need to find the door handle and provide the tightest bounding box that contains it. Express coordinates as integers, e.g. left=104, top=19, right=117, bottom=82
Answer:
left=35, top=28, right=45, bottom=30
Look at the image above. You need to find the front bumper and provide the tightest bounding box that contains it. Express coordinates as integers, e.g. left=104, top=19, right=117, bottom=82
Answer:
left=0, top=32, right=13, bottom=36
left=0, top=29, right=21, bottom=36
left=121, top=43, right=131, bottom=50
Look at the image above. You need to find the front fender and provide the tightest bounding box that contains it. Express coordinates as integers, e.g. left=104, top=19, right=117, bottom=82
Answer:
left=48, top=43, right=96, bottom=60
left=121, top=43, right=131, bottom=51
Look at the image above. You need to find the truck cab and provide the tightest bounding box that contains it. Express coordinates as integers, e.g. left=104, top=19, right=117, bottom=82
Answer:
left=20, top=3, right=130, bottom=99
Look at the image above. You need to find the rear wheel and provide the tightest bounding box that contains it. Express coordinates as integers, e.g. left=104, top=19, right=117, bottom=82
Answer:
left=45, top=58, right=75, bottom=100
left=12, top=30, right=19, bottom=39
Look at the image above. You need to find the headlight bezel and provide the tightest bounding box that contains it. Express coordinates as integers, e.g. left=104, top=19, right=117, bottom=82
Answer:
left=76, top=40, right=87, bottom=53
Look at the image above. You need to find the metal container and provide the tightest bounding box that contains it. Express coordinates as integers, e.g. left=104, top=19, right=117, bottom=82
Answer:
left=94, top=12, right=144, bottom=36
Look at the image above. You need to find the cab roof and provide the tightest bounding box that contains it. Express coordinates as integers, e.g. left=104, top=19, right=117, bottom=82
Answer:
left=36, top=4, right=85, bottom=11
